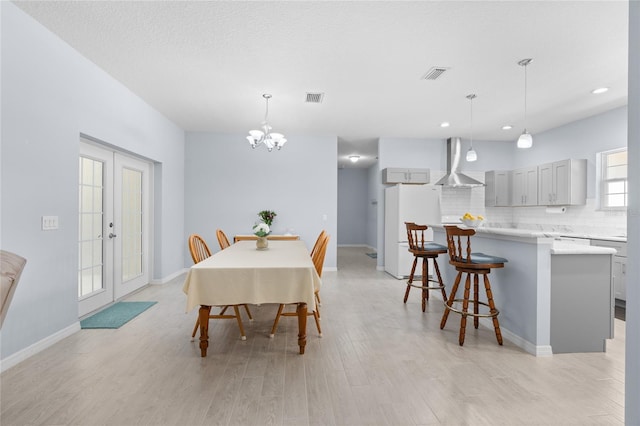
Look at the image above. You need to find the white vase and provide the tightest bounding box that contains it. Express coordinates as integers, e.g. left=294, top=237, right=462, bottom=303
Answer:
left=256, top=236, right=268, bottom=250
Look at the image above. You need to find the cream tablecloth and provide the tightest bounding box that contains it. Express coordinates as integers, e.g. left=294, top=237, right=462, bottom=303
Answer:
left=183, top=240, right=320, bottom=312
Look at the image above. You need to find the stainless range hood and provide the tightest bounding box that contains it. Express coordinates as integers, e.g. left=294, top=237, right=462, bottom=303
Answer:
left=434, top=137, right=484, bottom=187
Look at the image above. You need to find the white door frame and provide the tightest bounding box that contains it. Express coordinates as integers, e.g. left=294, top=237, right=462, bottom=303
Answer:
left=79, top=140, right=153, bottom=317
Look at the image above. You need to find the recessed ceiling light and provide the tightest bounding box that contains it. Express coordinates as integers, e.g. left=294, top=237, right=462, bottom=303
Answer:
left=591, top=87, right=609, bottom=94
left=349, top=155, right=360, bottom=163
left=440, top=122, right=450, bottom=128
left=502, top=125, right=513, bottom=130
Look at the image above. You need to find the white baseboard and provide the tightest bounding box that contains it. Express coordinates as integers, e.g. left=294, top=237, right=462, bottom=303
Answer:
left=150, top=268, right=189, bottom=285
left=1, top=322, right=81, bottom=373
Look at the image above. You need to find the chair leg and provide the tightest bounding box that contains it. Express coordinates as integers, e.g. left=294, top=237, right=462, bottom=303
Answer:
left=232, top=305, right=247, bottom=341
left=459, top=273, right=472, bottom=346
left=270, top=304, right=285, bottom=337
left=243, top=304, right=253, bottom=320
left=404, top=257, right=418, bottom=303
left=484, top=274, right=503, bottom=345
left=313, top=309, right=322, bottom=336
left=191, top=317, right=200, bottom=339
left=421, top=258, right=429, bottom=313
left=433, top=258, right=447, bottom=301
left=315, top=292, right=321, bottom=307
left=219, top=306, right=229, bottom=315
left=441, top=271, right=463, bottom=329
left=473, top=274, right=480, bottom=329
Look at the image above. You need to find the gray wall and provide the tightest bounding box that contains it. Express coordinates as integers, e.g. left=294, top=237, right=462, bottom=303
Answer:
left=0, top=3, right=186, bottom=360
left=337, top=168, right=369, bottom=246
left=184, top=132, right=338, bottom=269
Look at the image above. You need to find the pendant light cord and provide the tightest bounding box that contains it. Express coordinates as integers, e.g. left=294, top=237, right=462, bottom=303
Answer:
left=524, top=64, right=528, bottom=129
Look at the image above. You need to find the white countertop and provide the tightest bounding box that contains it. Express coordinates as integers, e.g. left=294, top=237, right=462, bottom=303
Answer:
left=430, top=224, right=617, bottom=255
left=550, top=241, right=616, bottom=255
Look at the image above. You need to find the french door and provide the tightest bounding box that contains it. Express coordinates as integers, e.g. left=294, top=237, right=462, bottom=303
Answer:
left=78, top=141, right=151, bottom=317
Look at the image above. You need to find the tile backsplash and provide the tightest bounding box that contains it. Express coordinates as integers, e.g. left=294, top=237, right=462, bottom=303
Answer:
left=433, top=170, right=627, bottom=237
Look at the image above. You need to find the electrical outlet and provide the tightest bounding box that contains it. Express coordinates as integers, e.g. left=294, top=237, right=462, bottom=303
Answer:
left=42, top=216, right=59, bottom=230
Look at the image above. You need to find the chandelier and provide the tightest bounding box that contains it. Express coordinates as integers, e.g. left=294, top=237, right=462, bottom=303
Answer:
left=246, top=94, right=287, bottom=151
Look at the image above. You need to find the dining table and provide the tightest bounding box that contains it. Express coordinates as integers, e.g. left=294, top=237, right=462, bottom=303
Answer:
left=182, top=240, right=321, bottom=356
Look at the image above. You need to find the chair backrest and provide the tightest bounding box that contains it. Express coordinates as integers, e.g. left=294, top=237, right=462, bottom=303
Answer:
left=311, top=233, right=330, bottom=278
left=189, top=234, right=212, bottom=264
left=1, top=250, right=27, bottom=328
left=444, top=225, right=476, bottom=265
left=310, top=230, right=327, bottom=257
left=216, top=229, right=231, bottom=250
left=405, top=222, right=429, bottom=252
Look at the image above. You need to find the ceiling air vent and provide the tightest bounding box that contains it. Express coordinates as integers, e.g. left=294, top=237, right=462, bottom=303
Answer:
left=305, top=92, right=324, bottom=103
left=422, top=66, right=450, bottom=80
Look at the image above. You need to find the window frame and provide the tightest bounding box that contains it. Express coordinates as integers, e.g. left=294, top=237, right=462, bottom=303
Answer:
left=598, top=147, right=628, bottom=211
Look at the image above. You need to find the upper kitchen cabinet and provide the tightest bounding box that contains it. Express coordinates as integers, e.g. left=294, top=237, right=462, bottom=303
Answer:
left=512, top=166, right=538, bottom=206
left=538, top=159, right=587, bottom=206
left=485, top=170, right=511, bottom=207
left=382, top=168, right=430, bottom=184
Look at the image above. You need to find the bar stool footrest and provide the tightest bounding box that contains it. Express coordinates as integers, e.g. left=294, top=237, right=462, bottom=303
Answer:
left=443, top=299, right=500, bottom=318
left=406, top=278, right=445, bottom=291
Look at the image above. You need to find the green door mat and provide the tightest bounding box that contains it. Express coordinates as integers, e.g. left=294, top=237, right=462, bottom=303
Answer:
left=81, top=301, right=157, bottom=329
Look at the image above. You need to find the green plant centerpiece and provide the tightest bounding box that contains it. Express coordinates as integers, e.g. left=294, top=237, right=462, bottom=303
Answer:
left=258, top=210, right=277, bottom=226
left=253, top=222, right=271, bottom=250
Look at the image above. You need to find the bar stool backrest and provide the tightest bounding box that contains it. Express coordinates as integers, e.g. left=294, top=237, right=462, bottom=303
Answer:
left=444, top=225, right=476, bottom=265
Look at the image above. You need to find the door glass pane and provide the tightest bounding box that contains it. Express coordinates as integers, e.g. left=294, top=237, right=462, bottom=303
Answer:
left=121, top=167, right=143, bottom=282
left=78, top=156, right=104, bottom=299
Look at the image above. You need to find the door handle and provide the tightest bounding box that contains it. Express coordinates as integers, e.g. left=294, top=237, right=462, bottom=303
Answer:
left=109, top=233, right=117, bottom=239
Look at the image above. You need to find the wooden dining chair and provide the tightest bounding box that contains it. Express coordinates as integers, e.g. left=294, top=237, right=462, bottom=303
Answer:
left=310, top=230, right=327, bottom=307
left=440, top=226, right=508, bottom=346
left=270, top=233, right=329, bottom=337
left=216, top=229, right=231, bottom=250
left=188, top=234, right=251, bottom=340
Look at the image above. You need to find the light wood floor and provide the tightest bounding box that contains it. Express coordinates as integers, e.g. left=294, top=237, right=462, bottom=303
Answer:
left=1, top=247, right=625, bottom=425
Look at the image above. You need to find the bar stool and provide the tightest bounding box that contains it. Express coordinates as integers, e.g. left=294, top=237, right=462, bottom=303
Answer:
left=404, top=222, right=448, bottom=312
left=440, top=225, right=508, bottom=346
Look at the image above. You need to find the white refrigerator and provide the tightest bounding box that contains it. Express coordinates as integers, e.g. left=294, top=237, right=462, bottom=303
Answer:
left=384, top=184, right=442, bottom=279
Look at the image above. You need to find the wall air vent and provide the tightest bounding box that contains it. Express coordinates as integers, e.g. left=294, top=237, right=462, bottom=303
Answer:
left=305, top=92, right=325, bottom=103
left=422, top=67, right=450, bottom=80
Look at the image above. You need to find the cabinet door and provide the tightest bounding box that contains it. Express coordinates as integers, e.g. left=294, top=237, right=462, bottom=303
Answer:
left=383, top=168, right=409, bottom=184
left=538, top=163, right=554, bottom=205
left=553, top=160, right=571, bottom=205
left=485, top=171, right=510, bottom=207
left=613, top=257, right=627, bottom=301
left=512, top=169, right=526, bottom=206
left=407, top=169, right=430, bottom=184
left=524, top=167, right=538, bottom=206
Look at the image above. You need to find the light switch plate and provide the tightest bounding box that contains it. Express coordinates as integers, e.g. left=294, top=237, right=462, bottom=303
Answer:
left=42, top=216, right=59, bottom=230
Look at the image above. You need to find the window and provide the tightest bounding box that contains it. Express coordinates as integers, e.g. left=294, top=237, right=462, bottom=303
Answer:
left=600, top=148, right=627, bottom=209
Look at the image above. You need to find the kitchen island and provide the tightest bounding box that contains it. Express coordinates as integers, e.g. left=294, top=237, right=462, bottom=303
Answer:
left=430, top=225, right=616, bottom=356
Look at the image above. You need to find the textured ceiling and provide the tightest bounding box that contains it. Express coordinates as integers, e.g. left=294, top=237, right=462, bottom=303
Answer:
left=14, top=1, right=629, bottom=168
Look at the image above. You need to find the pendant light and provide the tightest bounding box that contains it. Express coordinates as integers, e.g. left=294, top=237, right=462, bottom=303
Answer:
left=517, top=58, right=533, bottom=149
left=466, top=94, right=477, bottom=162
